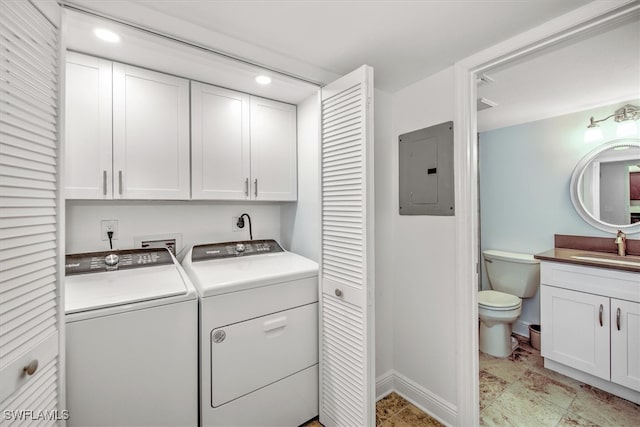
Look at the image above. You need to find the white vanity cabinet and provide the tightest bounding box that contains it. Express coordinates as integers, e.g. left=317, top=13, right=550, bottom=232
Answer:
left=541, top=286, right=611, bottom=380
left=191, top=82, right=297, bottom=201
left=65, top=53, right=190, bottom=200
left=610, top=298, right=640, bottom=391
left=540, top=261, right=640, bottom=401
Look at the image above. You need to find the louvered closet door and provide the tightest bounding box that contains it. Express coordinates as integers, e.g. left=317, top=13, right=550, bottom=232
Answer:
left=0, top=0, right=61, bottom=421
left=320, top=65, right=375, bottom=427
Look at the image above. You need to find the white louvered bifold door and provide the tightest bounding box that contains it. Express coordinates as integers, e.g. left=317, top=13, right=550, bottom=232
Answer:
left=319, top=65, right=375, bottom=427
left=0, top=0, right=61, bottom=423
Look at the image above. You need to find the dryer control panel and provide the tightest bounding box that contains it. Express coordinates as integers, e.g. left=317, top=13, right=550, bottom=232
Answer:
left=65, top=248, right=174, bottom=275
left=192, top=239, right=284, bottom=262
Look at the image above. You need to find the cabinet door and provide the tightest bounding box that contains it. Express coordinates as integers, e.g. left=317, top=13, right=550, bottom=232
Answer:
left=112, top=63, right=190, bottom=199
left=541, top=285, right=610, bottom=380
left=250, top=96, right=297, bottom=201
left=64, top=52, right=112, bottom=198
left=611, top=299, right=640, bottom=391
left=191, top=82, right=250, bottom=200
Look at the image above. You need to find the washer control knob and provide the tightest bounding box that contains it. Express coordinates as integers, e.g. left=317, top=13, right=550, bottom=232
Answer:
left=235, top=243, right=245, bottom=253
left=104, top=253, right=119, bottom=267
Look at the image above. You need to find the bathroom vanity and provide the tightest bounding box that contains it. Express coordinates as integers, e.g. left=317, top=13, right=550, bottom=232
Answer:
left=536, top=247, right=640, bottom=404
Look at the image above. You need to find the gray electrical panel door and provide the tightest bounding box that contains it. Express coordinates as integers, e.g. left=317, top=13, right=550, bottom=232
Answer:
left=399, top=121, right=454, bottom=215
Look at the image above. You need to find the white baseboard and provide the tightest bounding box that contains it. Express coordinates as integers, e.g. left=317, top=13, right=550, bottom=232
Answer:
left=375, top=370, right=395, bottom=400
left=375, top=370, right=457, bottom=426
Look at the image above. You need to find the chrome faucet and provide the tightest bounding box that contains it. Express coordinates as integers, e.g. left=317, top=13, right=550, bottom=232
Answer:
left=615, top=230, right=627, bottom=256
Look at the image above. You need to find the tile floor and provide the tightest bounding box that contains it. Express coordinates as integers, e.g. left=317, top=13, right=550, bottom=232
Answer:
left=302, top=392, right=443, bottom=427
left=480, top=335, right=640, bottom=426
left=303, top=335, right=640, bottom=427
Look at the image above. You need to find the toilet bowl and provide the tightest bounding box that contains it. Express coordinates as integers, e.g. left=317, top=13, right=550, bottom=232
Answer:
left=478, top=290, right=521, bottom=357
left=479, top=250, right=540, bottom=358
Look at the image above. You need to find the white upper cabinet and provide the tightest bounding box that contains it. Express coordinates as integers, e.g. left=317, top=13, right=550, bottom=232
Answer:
left=64, top=52, right=112, bottom=199
left=64, top=55, right=189, bottom=200
left=191, top=82, right=250, bottom=200
left=250, top=96, right=297, bottom=201
left=112, top=63, right=190, bottom=200
left=66, top=53, right=296, bottom=201
left=191, top=84, right=297, bottom=201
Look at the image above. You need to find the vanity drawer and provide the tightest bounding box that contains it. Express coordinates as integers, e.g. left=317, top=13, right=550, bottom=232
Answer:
left=541, top=261, right=640, bottom=303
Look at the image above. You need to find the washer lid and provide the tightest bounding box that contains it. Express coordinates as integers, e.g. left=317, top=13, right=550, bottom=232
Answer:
left=182, top=249, right=318, bottom=297
left=65, top=264, right=188, bottom=314
left=478, top=290, right=521, bottom=308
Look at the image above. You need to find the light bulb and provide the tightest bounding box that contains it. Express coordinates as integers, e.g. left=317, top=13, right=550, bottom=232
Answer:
left=584, top=126, right=603, bottom=143
left=616, top=120, right=639, bottom=138
left=255, top=75, right=271, bottom=85
left=94, top=28, right=120, bottom=43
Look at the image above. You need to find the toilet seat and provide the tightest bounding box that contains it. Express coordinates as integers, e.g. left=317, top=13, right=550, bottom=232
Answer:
left=478, top=290, right=521, bottom=310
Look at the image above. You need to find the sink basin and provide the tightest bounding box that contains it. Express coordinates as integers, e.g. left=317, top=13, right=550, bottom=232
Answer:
left=571, top=253, right=640, bottom=267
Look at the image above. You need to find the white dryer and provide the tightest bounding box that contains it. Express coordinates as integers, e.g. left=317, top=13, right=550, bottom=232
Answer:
left=181, top=240, right=319, bottom=427
left=65, top=248, right=198, bottom=427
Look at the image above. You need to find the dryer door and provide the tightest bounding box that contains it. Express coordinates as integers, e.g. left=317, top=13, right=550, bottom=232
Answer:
left=210, top=303, right=318, bottom=407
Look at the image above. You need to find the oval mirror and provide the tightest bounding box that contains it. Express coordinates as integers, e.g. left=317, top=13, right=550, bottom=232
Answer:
left=570, top=138, right=640, bottom=234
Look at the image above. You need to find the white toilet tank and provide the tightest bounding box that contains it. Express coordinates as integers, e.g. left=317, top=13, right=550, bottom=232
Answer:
left=483, top=250, right=540, bottom=298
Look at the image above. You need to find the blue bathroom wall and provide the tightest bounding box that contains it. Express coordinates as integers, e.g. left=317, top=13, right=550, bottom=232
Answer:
left=479, top=100, right=639, bottom=334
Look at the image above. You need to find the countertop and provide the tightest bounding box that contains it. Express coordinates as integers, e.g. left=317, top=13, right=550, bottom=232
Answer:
left=535, top=248, right=640, bottom=273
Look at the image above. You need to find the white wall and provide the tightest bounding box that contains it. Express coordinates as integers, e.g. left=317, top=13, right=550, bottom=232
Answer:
left=281, top=93, right=320, bottom=261
left=65, top=200, right=281, bottom=260
left=389, top=67, right=458, bottom=421
left=374, top=88, right=394, bottom=382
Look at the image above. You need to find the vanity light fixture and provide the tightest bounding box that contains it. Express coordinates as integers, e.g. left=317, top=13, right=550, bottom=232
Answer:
left=255, top=75, right=271, bottom=85
left=584, top=104, right=639, bottom=142
left=94, top=28, right=120, bottom=43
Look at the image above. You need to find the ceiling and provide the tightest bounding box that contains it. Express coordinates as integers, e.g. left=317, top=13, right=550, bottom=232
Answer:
left=68, top=0, right=592, bottom=92
left=64, top=10, right=321, bottom=104
left=477, top=15, right=640, bottom=132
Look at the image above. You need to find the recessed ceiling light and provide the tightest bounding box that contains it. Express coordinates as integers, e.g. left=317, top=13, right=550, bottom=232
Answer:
left=94, top=28, right=120, bottom=43
left=255, top=75, right=271, bottom=85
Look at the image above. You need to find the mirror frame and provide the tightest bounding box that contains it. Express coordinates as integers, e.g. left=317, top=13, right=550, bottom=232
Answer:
left=570, top=138, right=640, bottom=234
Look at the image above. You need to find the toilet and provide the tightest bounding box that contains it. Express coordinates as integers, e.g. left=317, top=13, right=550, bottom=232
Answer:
left=479, top=250, right=540, bottom=357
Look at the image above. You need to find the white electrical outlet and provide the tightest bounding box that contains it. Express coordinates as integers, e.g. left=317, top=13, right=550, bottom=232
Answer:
left=232, top=216, right=242, bottom=232
left=101, top=220, right=118, bottom=241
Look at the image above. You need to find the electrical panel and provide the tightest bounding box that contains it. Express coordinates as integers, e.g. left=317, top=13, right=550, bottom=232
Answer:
left=399, top=121, right=454, bottom=215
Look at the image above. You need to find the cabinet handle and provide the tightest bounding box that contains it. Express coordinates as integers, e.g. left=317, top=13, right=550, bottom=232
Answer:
left=254, top=179, right=258, bottom=197
left=616, top=307, right=621, bottom=331
left=335, top=288, right=343, bottom=298
left=23, top=359, right=38, bottom=376
left=599, top=304, right=603, bottom=327
left=244, top=178, right=249, bottom=197
left=103, top=170, right=107, bottom=195
left=118, top=170, right=123, bottom=195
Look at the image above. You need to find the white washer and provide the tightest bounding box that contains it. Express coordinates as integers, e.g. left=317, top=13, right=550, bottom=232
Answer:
left=182, top=240, right=319, bottom=427
left=65, top=248, right=198, bottom=427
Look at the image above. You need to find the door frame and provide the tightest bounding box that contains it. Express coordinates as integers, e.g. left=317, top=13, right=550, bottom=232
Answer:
left=451, top=1, right=640, bottom=424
